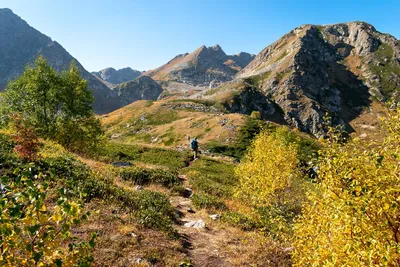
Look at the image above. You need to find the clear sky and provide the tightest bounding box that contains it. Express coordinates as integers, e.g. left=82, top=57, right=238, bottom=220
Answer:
left=1, top=0, right=399, bottom=72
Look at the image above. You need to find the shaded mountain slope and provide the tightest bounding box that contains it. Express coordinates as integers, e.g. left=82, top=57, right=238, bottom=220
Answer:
left=114, top=76, right=164, bottom=106
left=0, top=8, right=122, bottom=113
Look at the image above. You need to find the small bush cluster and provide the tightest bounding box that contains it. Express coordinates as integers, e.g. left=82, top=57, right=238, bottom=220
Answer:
left=119, top=167, right=179, bottom=188
left=92, top=141, right=190, bottom=171
left=9, top=114, right=41, bottom=161
left=190, top=193, right=227, bottom=211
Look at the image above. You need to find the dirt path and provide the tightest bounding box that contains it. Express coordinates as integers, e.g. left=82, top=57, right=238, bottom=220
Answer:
left=170, top=174, right=235, bottom=267
left=78, top=155, right=249, bottom=266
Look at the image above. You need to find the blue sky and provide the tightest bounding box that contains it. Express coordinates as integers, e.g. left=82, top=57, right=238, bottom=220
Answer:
left=1, top=0, right=399, bottom=72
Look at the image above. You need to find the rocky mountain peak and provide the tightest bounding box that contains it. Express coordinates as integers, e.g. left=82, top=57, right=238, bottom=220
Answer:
left=92, top=67, right=143, bottom=87
left=145, top=45, right=254, bottom=88
left=0, top=8, right=14, bottom=14
left=219, top=21, right=400, bottom=136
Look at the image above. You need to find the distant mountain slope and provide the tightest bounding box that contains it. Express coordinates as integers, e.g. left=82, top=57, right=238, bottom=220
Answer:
left=92, top=67, right=143, bottom=87
left=204, top=22, right=400, bottom=135
left=0, top=8, right=122, bottom=114
left=114, top=76, right=163, bottom=106
left=145, top=45, right=255, bottom=88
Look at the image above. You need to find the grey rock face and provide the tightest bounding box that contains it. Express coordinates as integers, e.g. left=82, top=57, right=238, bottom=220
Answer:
left=236, top=22, right=400, bottom=135
left=223, top=85, right=280, bottom=122
left=115, top=76, right=163, bottom=106
left=92, top=67, right=143, bottom=85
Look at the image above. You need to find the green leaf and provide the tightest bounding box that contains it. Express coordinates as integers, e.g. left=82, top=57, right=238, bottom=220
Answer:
left=33, top=251, right=43, bottom=262
left=28, top=224, right=41, bottom=235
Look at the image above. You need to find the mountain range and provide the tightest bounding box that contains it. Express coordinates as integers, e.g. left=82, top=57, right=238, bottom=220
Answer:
left=92, top=67, right=143, bottom=88
left=145, top=45, right=255, bottom=89
left=1, top=8, right=399, bottom=135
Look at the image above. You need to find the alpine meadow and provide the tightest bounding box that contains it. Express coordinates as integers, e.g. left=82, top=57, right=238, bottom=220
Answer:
left=0, top=2, right=399, bottom=266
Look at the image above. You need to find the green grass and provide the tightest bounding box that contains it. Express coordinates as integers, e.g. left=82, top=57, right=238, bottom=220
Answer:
left=170, top=99, right=216, bottom=107
left=276, top=69, right=292, bottom=83
left=369, top=43, right=400, bottom=98
left=144, top=110, right=180, bottom=126
left=138, top=148, right=190, bottom=171
left=145, top=100, right=154, bottom=107
left=203, top=87, right=223, bottom=96
left=182, top=157, right=236, bottom=211
left=191, top=193, right=227, bottom=210
left=243, top=71, right=271, bottom=88
left=222, top=212, right=260, bottom=231
left=274, top=51, right=289, bottom=62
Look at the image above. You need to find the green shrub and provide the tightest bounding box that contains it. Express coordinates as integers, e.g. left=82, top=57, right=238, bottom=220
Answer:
left=119, top=167, right=179, bottom=188
left=191, top=193, right=227, bottom=210
left=138, top=148, right=190, bottom=171
left=205, top=118, right=266, bottom=159
left=90, top=142, right=142, bottom=162
left=91, top=142, right=190, bottom=171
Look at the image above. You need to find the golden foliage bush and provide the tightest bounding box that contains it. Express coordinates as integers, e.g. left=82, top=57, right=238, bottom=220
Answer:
left=234, top=127, right=300, bottom=207
left=292, top=107, right=400, bottom=266
left=233, top=127, right=311, bottom=241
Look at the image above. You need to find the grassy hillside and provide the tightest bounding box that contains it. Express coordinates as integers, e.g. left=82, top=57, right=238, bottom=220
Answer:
left=100, top=99, right=248, bottom=149
left=0, top=125, right=298, bottom=266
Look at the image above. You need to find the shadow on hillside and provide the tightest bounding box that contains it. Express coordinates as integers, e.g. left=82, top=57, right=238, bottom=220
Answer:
left=331, top=58, right=371, bottom=133
left=297, top=38, right=372, bottom=134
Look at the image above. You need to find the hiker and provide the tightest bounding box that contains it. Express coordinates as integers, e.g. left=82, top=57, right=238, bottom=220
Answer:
left=190, top=137, right=199, bottom=159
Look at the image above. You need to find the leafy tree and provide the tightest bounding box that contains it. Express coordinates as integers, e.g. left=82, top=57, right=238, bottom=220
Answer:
left=0, top=56, right=102, bottom=151
left=292, top=107, right=400, bottom=266
left=1, top=56, right=59, bottom=136
left=58, top=62, right=93, bottom=120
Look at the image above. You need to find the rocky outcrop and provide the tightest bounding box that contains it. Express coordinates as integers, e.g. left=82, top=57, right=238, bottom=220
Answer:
left=145, top=45, right=255, bottom=88
left=92, top=67, right=143, bottom=87
left=0, top=8, right=121, bottom=114
left=222, top=84, right=281, bottom=122
left=234, top=22, right=400, bottom=135
left=115, top=76, right=163, bottom=106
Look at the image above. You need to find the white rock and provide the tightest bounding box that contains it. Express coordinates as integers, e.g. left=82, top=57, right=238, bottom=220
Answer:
left=184, top=220, right=205, bottom=228
left=209, top=214, right=221, bottom=220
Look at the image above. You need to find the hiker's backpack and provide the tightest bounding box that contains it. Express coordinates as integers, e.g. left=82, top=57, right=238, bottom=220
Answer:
left=190, top=140, right=198, bottom=149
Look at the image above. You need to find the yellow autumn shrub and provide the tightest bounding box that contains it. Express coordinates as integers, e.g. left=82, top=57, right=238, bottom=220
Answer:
left=292, top=107, right=400, bottom=266
left=234, top=126, right=300, bottom=207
